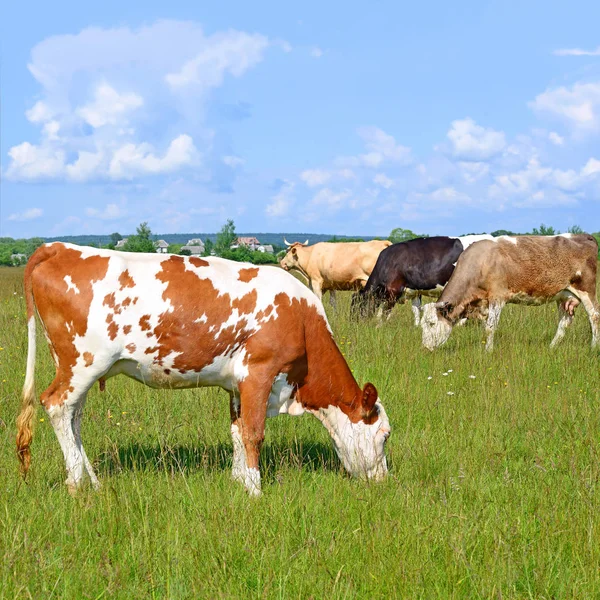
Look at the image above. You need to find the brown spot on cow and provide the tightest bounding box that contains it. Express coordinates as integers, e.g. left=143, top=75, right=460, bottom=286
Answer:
left=118, top=269, right=135, bottom=290
left=107, top=321, right=118, bottom=341
left=83, top=352, right=94, bottom=367
left=25, top=244, right=109, bottom=407
left=232, top=290, right=258, bottom=314
left=106, top=314, right=113, bottom=324
left=189, top=257, right=209, bottom=268
left=238, top=267, right=259, bottom=282
left=103, top=292, right=116, bottom=308
left=123, top=324, right=132, bottom=335
left=139, top=315, right=152, bottom=331
left=122, top=297, right=132, bottom=308
left=150, top=255, right=247, bottom=371
left=133, top=297, right=139, bottom=305
left=126, top=343, right=136, bottom=353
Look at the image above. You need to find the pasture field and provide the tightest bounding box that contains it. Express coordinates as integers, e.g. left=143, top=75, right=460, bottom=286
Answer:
left=1, top=264, right=600, bottom=599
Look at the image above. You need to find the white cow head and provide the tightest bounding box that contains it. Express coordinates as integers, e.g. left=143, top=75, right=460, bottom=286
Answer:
left=421, top=302, right=453, bottom=350
left=280, top=239, right=309, bottom=271
left=313, top=384, right=390, bottom=480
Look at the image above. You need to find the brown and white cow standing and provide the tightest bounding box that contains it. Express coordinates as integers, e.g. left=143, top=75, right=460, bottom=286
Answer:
left=279, top=239, right=392, bottom=307
left=16, top=243, right=390, bottom=496
left=421, top=234, right=600, bottom=351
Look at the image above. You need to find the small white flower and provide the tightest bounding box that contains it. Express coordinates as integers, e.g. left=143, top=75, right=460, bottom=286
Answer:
left=469, top=375, right=476, bottom=379
left=448, top=369, right=453, bottom=373
left=443, top=372, right=449, bottom=376
left=427, top=376, right=433, bottom=380
left=447, top=391, right=455, bottom=396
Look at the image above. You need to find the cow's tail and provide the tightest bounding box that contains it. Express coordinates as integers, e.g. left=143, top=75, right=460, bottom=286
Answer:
left=16, top=249, right=44, bottom=477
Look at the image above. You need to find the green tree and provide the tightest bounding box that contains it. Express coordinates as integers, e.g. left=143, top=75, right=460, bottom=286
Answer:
left=389, top=228, right=422, bottom=243
left=531, top=223, right=557, bottom=236
left=491, top=229, right=517, bottom=237
left=215, top=219, right=237, bottom=255
left=109, top=232, right=123, bottom=249
left=203, top=238, right=214, bottom=256
left=122, top=222, right=156, bottom=253
left=179, top=248, right=192, bottom=256
left=168, top=243, right=183, bottom=254
left=568, top=225, right=584, bottom=234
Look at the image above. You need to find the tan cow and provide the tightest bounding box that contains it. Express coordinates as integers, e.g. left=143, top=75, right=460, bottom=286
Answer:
left=16, top=243, right=390, bottom=496
left=280, top=239, right=392, bottom=306
left=421, top=234, right=600, bottom=351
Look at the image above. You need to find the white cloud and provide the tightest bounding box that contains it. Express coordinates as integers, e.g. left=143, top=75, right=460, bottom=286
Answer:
left=582, top=158, right=600, bottom=177
left=65, top=150, right=105, bottom=182
left=447, top=118, right=506, bottom=160
left=85, top=203, right=125, bottom=220
left=357, top=126, right=412, bottom=166
left=6, top=20, right=277, bottom=185
left=548, top=131, right=564, bottom=145
left=300, top=169, right=332, bottom=187
left=530, top=82, right=600, bottom=132
left=26, top=101, right=54, bottom=123
left=77, top=83, right=143, bottom=128
left=165, top=31, right=269, bottom=90
left=373, top=173, right=393, bottom=188
left=266, top=181, right=294, bottom=217
left=222, top=155, right=245, bottom=168
left=5, top=142, right=65, bottom=181
left=459, top=161, right=490, bottom=183
left=554, top=46, right=600, bottom=57
left=108, top=134, right=197, bottom=179
left=311, top=187, right=351, bottom=207
left=310, top=47, right=323, bottom=58
left=7, top=208, right=44, bottom=221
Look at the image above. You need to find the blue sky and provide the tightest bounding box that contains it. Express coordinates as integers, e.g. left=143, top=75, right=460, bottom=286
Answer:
left=2, top=0, right=600, bottom=238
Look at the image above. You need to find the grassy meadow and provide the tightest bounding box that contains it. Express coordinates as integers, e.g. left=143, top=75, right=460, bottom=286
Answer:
left=1, top=264, right=600, bottom=599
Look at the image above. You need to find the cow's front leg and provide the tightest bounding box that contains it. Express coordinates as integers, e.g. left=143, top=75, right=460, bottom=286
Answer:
left=235, top=367, right=273, bottom=496
left=309, top=280, right=324, bottom=300
left=411, top=296, right=422, bottom=327
left=229, top=393, right=246, bottom=485
left=485, top=301, right=504, bottom=352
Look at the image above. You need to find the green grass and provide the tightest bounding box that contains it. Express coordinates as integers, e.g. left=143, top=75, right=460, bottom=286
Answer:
left=1, top=265, right=600, bottom=599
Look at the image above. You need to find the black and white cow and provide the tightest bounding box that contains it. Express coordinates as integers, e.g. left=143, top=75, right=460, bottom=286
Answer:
left=352, top=235, right=493, bottom=324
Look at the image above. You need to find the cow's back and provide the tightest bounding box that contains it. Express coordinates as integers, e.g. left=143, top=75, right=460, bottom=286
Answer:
left=364, top=236, right=463, bottom=292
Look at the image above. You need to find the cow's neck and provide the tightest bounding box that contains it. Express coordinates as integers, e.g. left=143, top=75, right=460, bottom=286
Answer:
left=295, top=321, right=362, bottom=421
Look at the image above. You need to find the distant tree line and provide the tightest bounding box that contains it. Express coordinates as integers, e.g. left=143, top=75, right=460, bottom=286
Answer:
left=1, top=222, right=599, bottom=267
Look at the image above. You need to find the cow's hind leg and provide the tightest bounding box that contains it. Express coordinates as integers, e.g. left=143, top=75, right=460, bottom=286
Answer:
left=484, top=301, right=504, bottom=352
left=567, top=285, right=600, bottom=348
left=550, top=300, right=575, bottom=348
left=43, top=370, right=97, bottom=494
left=329, top=291, right=337, bottom=311
left=72, top=398, right=100, bottom=490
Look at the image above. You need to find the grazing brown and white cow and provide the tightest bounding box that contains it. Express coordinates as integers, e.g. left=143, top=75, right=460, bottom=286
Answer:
left=420, top=234, right=600, bottom=351
left=279, top=239, right=392, bottom=307
left=16, top=243, right=390, bottom=496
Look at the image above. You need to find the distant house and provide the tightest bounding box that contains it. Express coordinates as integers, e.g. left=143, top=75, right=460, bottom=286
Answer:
left=155, top=240, right=169, bottom=253
left=180, top=238, right=205, bottom=255
left=115, top=238, right=128, bottom=249
left=232, top=236, right=260, bottom=251
left=257, top=245, right=274, bottom=254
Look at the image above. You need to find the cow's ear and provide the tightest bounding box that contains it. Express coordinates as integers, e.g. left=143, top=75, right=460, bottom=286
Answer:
left=361, top=383, right=378, bottom=417
left=291, top=247, right=297, bottom=255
